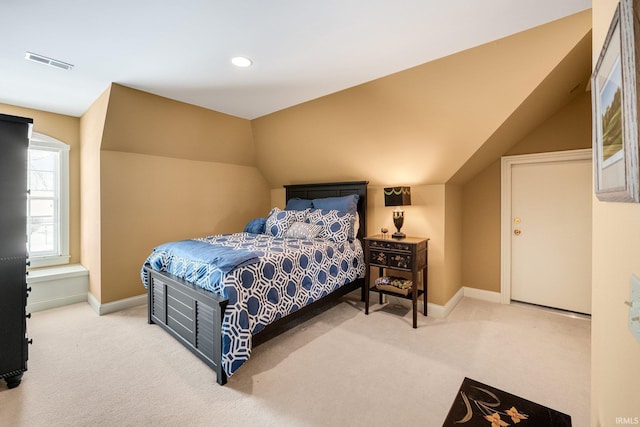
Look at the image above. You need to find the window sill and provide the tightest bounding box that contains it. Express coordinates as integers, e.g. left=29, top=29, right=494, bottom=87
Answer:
left=27, top=264, right=88, bottom=284
left=28, top=255, right=71, bottom=269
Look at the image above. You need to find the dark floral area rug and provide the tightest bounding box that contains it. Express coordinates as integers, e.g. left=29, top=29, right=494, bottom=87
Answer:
left=443, top=377, right=572, bottom=426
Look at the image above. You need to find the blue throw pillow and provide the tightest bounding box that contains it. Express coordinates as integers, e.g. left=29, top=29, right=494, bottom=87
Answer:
left=312, top=194, right=359, bottom=215
left=285, top=198, right=313, bottom=210
left=244, top=217, right=267, bottom=234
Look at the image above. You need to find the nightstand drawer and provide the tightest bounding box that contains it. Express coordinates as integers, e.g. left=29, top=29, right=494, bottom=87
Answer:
left=369, top=250, right=412, bottom=270
left=369, top=240, right=411, bottom=252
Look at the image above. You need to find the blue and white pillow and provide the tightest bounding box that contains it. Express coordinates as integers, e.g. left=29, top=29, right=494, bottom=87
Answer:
left=284, top=221, right=322, bottom=239
left=265, top=208, right=308, bottom=237
left=305, top=209, right=355, bottom=243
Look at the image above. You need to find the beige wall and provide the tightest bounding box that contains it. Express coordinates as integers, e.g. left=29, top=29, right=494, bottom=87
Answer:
left=0, top=103, right=82, bottom=266
left=461, top=162, right=502, bottom=291
left=102, top=84, right=256, bottom=166
left=251, top=11, right=591, bottom=189
left=84, top=84, right=270, bottom=303
left=461, top=92, right=592, bottom=292
left=444, top=185, right=463, bottom=303
left=449, top=29, right=592, bottom=185
left=507, top=91, right=593, bottom=156
left=591, top=0, right=640, bottom=424
left=257, top=13, right=591, bottom=307
left=99, top=151, right=270, bottom=302
left=79, top=88, right=110, bottom=301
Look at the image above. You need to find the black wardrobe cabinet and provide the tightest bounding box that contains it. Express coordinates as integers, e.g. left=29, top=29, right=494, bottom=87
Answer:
left=0, top=113, right=33, bottom=389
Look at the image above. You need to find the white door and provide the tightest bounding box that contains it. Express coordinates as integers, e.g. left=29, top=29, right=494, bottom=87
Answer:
left=506, top=153, right=592, bottom=314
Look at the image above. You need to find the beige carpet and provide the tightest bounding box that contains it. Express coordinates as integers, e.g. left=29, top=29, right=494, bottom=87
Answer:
left=0, top=295, right=590, bottom=426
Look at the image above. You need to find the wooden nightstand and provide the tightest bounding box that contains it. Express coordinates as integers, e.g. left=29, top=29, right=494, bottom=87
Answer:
left=364, top=235, right=429, bottom=328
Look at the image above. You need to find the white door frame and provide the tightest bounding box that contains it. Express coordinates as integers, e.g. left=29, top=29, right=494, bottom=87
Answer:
left=500, top=148, right=592, bottom=304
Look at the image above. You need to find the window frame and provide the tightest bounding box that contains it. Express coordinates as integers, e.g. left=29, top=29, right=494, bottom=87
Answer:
left=28, top=132, right=70, bottom=268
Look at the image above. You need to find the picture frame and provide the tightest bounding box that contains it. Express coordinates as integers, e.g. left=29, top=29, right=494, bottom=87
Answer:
left=592, top=0, right=640, bottom=202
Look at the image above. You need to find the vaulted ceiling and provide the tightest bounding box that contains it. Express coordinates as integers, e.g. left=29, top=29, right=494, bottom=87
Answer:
left=1, top=1, right=591, bottom=120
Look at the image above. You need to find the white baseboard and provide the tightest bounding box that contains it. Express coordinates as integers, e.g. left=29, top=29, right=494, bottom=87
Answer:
left=444, top=287, right=466, bottom=316
left=381, top=287, right=465, bottom=319
left=88, top=293, right=147, bottom=316
left=385, top=286, right=501, bottom=319
left=27, top=264, right=89, bottom=313
left=423, top=287, right=465, bottom=318
left=462, top=286, right=501, bottom=303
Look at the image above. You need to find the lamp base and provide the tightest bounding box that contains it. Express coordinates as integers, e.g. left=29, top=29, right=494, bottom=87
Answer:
left=392, top=231, right=406, bottom=239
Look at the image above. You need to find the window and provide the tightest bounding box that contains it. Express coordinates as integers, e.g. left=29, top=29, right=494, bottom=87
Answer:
left=27, top=133, right=70, bottom=267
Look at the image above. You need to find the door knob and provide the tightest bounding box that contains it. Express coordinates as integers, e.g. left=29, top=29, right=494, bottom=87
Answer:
left=514, top=229, right=522, bottom=236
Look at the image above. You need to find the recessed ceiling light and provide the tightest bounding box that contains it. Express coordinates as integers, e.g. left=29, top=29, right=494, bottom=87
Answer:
left=231, top=56, right=252, bottom=68
left=25, top=52, right=73, bottom=70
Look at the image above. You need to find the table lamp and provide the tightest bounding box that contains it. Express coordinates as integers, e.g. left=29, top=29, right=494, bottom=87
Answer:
left=384, top=186, right=411, bottom=239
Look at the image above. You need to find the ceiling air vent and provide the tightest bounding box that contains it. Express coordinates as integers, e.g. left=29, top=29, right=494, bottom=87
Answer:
left=25, top=52, right=73, bottom=70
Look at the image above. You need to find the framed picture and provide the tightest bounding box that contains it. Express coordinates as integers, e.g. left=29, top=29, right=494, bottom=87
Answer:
left=592, top=0, right=640, bottom=202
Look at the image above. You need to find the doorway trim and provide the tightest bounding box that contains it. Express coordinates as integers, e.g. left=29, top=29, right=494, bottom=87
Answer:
left=500, top=149, right=592, bottom=304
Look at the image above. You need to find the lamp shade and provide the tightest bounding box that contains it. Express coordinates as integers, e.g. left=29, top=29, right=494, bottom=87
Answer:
left=384, top=186, right=411, bottom=207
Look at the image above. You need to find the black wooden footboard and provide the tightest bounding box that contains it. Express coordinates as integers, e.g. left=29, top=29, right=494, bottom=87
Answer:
left=145, top=266, right=364, bottom=385
left=145, top=267, right=229, bottom=385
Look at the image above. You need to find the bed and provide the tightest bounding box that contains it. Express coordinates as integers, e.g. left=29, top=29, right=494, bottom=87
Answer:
left=142, top=181, right=368, bottom=385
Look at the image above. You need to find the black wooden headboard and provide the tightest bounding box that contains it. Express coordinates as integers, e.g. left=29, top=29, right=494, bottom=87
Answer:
left=284, top=181, right=368, bottom=241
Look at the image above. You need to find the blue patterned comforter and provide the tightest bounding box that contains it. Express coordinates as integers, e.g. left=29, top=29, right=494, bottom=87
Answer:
left=142, top=232, right=365, bottom=377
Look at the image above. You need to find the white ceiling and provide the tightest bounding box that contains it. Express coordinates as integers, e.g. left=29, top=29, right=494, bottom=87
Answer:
left=1, top=0, right=591, bottom=120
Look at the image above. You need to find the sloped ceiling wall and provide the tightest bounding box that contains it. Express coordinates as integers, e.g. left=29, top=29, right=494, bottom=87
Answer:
left=251, top=10, right=592, bottom=188
left=449, top=29, right=592, bottom=184
left=101, top=84, right=256, bottom=166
